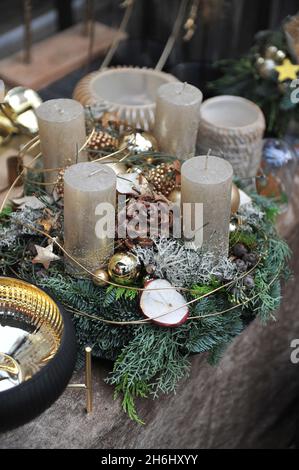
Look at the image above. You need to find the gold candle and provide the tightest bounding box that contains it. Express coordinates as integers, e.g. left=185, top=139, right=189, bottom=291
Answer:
left=181, top=155, right=233, bottom=257
left=36, top=99, right=87, bottom=191
left=64, top=162, right=116, bottom=278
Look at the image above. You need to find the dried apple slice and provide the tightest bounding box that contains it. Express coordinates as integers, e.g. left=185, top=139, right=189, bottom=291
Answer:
left=140, top=279, right=189, bottom=327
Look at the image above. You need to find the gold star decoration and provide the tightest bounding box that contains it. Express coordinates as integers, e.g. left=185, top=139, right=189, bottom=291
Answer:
left=275, top=58, right=299, bottom=82
left=32, top=243, right=60, bottom=269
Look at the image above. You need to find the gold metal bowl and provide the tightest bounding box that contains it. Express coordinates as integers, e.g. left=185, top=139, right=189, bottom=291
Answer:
left=0, top=277, right=76, bottom=431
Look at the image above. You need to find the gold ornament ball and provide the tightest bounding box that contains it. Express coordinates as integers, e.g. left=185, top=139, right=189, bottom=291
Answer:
left=92, top=268, right=109, bottom=286
left=104, top=158, right=127, bottom=175
left=275, top=50, right=286, bottom=64
left=168, top=187, right=181, bottom=205
left=119, top=130, right=159, bottom=155
left=108, top=252, right=141, bottom=286
left=231, top=183, right=240, bottom=214
left=264, top=45, right=278, bottom=60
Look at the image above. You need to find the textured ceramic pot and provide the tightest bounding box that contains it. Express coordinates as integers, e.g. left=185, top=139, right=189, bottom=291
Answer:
left=73, top=67, right=177, bottom=131
left=197, top=96, right=266, bottom=177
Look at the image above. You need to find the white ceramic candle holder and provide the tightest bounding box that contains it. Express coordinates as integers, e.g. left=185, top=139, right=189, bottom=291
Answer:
left=73, top=66, right=177, bottom=131
left=197, top=95, right=265, bottom=178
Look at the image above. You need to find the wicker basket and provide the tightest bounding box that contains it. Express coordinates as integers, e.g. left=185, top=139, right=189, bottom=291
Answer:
left=73, top=66, right=177, bottom=131
left=197, top=95, right=265, bottom=178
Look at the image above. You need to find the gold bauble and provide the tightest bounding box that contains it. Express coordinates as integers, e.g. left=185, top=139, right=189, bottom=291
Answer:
left=119, top=130, right=159, bottom=155
left=231, top=183, right=240, bottom=214
left=108, top=252, right=141, bottom=286
left=92, top=268, right=109, bottom=286
left=168, top=187, right=181, bottom=205
left=275, top=50, right=286, bottom=64
left=104, top=158, right=127, bottom=175
left=264, top=45, right=278, bottom=59
left=2, top=87, right=42, bottom=134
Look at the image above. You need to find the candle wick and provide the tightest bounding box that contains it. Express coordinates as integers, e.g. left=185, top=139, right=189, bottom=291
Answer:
left=178, top=81, right=187, bottom=95
left=88, top=168, right=104, bottom=177
left=205, top=149, right=211, bottom=170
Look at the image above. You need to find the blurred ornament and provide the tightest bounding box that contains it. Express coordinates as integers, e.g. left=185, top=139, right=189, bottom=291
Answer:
left=92, top=268, right=109, bottom=286
left=231, top=183, right=240, bottom=214
left=2, top=87, right=42, bottom=134
left=54, top=158, right=72, bottom=198
left=275, top=58, right=299, bottom=82
left=104, top=158, right=127, bottom=175
left=256, top=139, right=297, bottom=211
left=264, top=45, right=278, bottom=59
left=256, top=58, right=276, bottom=78
left=100, top=111, right=120, bottom=129
left=0, top=115, right=18, bottom=145
left=127, top=165, right=143, bottom=175
left=147, top=162, right=176, bottom=197
left=168, top=187, right=181, bottom=205
left=88, top=130, right=118, bottom=154
left=119, top=130, right=159, bottom=156
left=108, top=252, right=141, bottom=286
left=275, top=49, right=286, bottom=63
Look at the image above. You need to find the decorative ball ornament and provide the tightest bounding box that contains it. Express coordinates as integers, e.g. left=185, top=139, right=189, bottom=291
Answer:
left=275, top=50, right=286, bottom=63
left=168, top=187, right=181, bottom=205
left=264, top=45, right=278, bottom=59
left=256, top=58, right=276, bottom=78
left=108, top=252, right=141, bottom=286
left=92, top=268, right=109, bottom=286
left=147, top=163, right=176, bottom=197
left=104, top=158, right=127, bottom=175
left=231, top=183, right=241, bottom=214
left=119, top=130, right=159, bottom=156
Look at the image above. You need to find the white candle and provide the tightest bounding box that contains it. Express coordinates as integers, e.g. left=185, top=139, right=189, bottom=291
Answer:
left=64, top=162, right=116, bottom=277
left=36, top=99, right=87, bottom=190
left=154, top=82, right=202, bottom=160
left=181, top=155, right=233, bottom=257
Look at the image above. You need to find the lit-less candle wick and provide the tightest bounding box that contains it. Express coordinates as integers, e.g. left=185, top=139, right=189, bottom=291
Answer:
left=88, top=168, right=105, bottom=177
left=178, top=81, right=188, bottom=95
left=205, top=149, right=212, bottom=170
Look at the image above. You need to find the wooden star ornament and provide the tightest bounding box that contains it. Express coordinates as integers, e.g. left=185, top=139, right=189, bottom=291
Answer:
left=32, top=243, right=60, bottom=269
left=275, top=58, right=299, bottom=82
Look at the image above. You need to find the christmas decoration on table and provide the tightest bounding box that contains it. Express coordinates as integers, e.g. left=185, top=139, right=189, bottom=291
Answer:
left=0, top=93, right=291, bottom=425
left=0, top=148, right=290, bottom=424
left=209, top=23, right=299, bottom=137
left=256, top=138, right=297, bottom=211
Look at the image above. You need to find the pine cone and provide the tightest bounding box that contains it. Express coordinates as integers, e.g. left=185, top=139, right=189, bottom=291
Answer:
left=88, top=131, right=119, bottom=155
left=147, top=163, right=177, bottom=197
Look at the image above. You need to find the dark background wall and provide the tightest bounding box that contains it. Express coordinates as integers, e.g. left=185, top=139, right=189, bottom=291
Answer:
left=0, top=1, right=298, bottom=62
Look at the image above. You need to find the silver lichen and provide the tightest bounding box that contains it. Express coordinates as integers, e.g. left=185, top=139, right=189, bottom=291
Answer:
left=134, top=237, right=236, bottom=287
